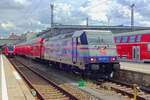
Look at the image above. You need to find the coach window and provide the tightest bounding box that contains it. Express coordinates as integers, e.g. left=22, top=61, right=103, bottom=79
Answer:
left=122, top=36, right=128, bottom=43
left=148, top=44, right=150, bottom=51
left=136, top=35, right=141, bottom=42
left=116, top=37, right=121, bottom=43
left=45, top=38, right=49, bottom=41
left=129, top=35, right=135, bottom=42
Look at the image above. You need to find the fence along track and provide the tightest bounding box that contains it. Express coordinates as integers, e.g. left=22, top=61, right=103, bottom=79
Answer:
left=10, top=58, right=78, bottom=100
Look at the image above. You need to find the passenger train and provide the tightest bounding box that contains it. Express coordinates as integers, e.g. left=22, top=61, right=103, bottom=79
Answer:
left=2, top=45, right=16, bottom=57
left=15, top=30, right=120, bottom=79
left=114, top=30, right=150, bottom=62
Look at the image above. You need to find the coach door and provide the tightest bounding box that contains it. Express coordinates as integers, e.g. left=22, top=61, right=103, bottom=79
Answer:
left=132, top=46, right=140, bottom=60
left=72, top=37, right=77, bottom=64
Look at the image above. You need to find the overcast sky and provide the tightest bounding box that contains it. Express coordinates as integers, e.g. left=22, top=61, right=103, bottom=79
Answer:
left=0, top=0, right=149, bottom=37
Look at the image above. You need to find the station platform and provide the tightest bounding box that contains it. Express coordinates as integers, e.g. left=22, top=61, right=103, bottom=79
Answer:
left=120, top=62, right=150, bottom=74
left=0, top=55, right=34, bottom=100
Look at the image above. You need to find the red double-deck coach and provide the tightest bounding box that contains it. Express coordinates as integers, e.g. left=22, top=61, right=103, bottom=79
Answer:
left=114, top=30, right=150, bottom=62
left=15, top=37, right=45, bottom=59
left=2, top=45, right=16, bottom=57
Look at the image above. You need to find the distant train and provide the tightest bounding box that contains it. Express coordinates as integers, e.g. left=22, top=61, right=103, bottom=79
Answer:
left=2, top=45, right=16, bottom=57
left=15, top=30, right=120, bottom=79
left=114, top=30, right=150, bottom=62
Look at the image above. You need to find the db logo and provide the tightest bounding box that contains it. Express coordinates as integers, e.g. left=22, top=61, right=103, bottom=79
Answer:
left=100, top=48, right=106, bottom=55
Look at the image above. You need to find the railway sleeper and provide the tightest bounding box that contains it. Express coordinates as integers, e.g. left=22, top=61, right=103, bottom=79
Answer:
left=41, top=90, right=61, bottom=93
left=47, top=97, right=70, bottom=100
left=45, top=93, right=65, bottom=96
left=38, top=88, right=59, bottom=92
left=43, top=94, right=68, bottom=99
left=40, top=90, right=64, bottom=95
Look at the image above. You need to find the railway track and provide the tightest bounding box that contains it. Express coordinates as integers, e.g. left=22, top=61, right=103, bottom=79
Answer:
left=10, top=57, right=99, bottom=100
left=10, top=58, right=78, bottom=100
left=108, top=80, right=150, bottom=100
left=90, top=79, right=150, bottom=100
left=12, top=56, right=150, bottom=100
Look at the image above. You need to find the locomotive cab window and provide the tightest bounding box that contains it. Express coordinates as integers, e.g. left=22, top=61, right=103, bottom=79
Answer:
left=86, top=32, right=114, bottom=45
left=87, top=36, right=100, bottom=45
left=8, top=46, right=14, bottom=51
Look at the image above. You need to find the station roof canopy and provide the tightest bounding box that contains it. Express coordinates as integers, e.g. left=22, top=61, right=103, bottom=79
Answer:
left=38, top=25, right=150, bottom=37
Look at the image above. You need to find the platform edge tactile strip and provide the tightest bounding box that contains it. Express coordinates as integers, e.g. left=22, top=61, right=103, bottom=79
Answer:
left=2, top=55, right=35, bottom=100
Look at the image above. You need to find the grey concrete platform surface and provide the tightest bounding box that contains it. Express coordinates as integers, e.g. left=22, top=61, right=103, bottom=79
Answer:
left=0, top=55, right=35, bottom=100
left=120, top=62, right=150, bottom=74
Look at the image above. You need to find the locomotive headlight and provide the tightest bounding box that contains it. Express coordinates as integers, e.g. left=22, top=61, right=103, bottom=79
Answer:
left=111, top=57, right=116, bottom=61
left=90, top=58, right=94, bottom=61
left=90, top=57, right=96, bottom=62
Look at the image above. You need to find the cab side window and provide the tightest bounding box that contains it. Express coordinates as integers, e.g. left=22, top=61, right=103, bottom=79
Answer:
left=77, top=37, right=81, bottom=45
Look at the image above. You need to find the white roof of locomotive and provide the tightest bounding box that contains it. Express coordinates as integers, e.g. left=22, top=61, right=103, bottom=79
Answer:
left=115, top=30, right=150, bottom=36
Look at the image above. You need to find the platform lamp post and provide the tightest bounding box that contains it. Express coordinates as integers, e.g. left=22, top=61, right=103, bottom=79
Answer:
left=106, top=15, right=111, bottom=27
left=86, top=17, right=89, bottom=27
left=50, top=4, right=54, bottom=27
left=106, top=14, right=111, bottom=31
left=130, top=4, right=135, bottom=31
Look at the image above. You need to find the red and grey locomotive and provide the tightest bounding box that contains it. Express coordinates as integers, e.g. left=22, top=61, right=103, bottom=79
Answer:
left=15, top=30, right=120, bottom=79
